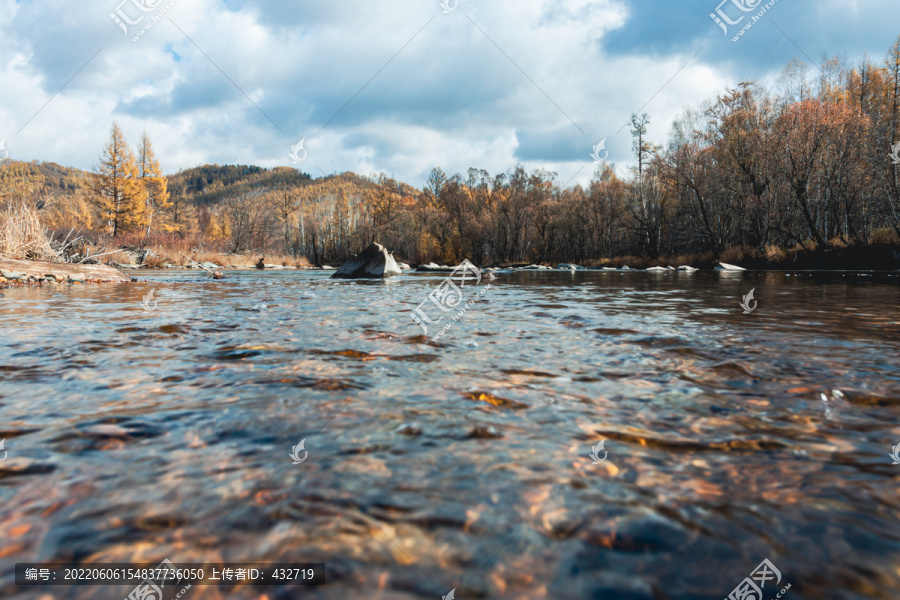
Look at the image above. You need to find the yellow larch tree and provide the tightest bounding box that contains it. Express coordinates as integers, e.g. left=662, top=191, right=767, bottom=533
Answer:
left=90, top=123, right=146, bottom=236
left=137, top=132, right=171, bottom=235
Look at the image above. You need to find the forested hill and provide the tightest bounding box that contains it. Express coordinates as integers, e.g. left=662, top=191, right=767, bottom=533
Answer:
left=0, top=159, right=417, bottom=210
left=166, top=164, right=313, bottom=206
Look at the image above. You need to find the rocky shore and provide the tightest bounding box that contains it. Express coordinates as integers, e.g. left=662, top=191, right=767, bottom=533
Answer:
left=0, top=256, right=131, bottom=286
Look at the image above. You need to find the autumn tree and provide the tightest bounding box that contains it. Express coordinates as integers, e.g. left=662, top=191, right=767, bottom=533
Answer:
left=137, top=132, right=170, bottom=236
left=628, top=113, right=666, bottom=258
left=90, top=123, right=146, bottom=236
left=273, top=185, right=301, bottom=256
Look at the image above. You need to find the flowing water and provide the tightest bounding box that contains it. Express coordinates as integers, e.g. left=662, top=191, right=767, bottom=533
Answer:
left=2, top=269, right=900, bottom=600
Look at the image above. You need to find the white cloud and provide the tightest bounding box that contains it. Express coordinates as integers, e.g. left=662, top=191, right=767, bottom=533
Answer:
left=0, top=0, right=894, bottom=188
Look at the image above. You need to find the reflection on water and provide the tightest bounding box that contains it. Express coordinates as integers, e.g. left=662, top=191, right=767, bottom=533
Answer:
left=1, top=270, right=900, bottom=599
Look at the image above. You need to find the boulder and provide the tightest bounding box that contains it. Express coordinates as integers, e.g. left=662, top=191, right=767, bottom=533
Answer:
left=397, top=263, right=412, bottom=270
left=331, top=242, right=402, bottom=279
left=677, top=265, right=699, bottom=271
left=646, top=266, right=667, bottom=271
left=558, top=263, right=583, bottom=270
left=716, top=262, right=745, bottom=271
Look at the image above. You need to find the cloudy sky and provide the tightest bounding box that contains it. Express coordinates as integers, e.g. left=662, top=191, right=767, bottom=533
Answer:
left=0, top=0, right=897, bottom=188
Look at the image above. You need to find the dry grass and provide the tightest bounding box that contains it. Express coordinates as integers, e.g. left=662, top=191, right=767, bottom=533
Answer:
left=78, top=232, right=314, bottom=269
left=145, top=248, right=313, bottom=269
left=871, top=227, right=900, bottom=245
left=0, top=201, right=59, bottom=261
left=764, top=245, right=788, bottom=262
left=718, top=246, right=747, bottom=265
left=141, top=253, right=165, bottom=269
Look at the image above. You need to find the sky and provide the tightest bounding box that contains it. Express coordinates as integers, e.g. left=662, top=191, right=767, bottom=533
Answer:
left=0, top=0, right=897, bottom=189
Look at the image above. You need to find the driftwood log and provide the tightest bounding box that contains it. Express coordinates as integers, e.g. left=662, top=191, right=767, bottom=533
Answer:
left=0, top=256, right=130, bottom=283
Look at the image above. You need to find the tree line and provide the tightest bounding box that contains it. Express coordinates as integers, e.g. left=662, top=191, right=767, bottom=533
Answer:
left=3, top=37, right=899, bottom=267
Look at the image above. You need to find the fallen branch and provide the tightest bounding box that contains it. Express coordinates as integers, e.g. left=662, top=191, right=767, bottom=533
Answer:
left=76, top=249, right=120, bottom=263
left=177, top=251, right=224, bottom=279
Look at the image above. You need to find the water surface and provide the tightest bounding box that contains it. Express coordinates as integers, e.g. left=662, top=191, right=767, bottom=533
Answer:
left=2, top=270, right=900, bottom=599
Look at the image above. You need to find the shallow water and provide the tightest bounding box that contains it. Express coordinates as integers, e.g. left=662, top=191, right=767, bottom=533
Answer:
left=2, top=269, right=900, bottom=600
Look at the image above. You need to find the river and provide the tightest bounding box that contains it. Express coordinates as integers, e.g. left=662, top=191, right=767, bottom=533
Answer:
left=1, top=269, right=899, bottom=599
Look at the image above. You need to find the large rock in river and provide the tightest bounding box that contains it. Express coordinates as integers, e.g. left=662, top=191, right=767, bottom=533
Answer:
left=331, top=242, right=402, bottom=279
left=715, top=262, right=746, bottom=271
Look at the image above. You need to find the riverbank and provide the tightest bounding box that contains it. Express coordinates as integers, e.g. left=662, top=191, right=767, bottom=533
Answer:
left=0, top=256, right=131, bottom=285
left=578, top=243, right=900, bottom=271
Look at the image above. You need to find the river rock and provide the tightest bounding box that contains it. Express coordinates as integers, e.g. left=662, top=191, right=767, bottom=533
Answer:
left=716, top=262, right=745, bottom=271
left=558, top=263, right=583, bottom=270
left=331, top=242, right=402, bottom=279
left=646, top=266, right=667, bottom=271
left=397, top=263, right=412, bottom=270
left=416, top=263, right=454, bottom=272
left=466, top=425, right=503, bottom=439
left=395, top=422, right=422, bottom=436
left=677, top=265, right=698, bottom=271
